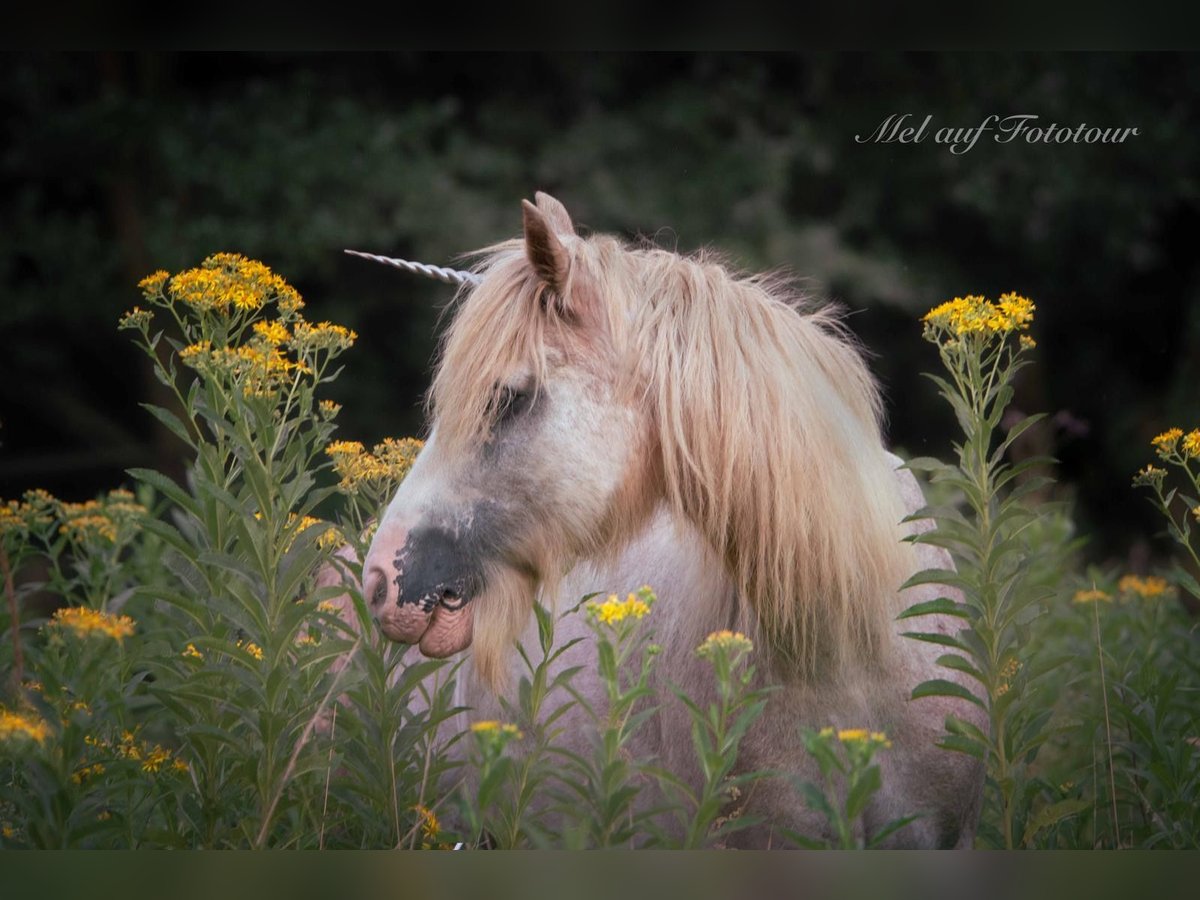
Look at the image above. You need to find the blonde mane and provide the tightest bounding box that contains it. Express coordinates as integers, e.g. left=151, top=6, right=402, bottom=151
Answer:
left=430, top=232, right=914, bottom=683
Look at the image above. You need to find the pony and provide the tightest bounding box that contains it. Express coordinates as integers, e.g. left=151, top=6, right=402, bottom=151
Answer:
left=359, top=192, right=985, bottom=847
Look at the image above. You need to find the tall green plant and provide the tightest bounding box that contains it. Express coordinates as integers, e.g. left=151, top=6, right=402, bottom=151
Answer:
left=901, top=293, right=1079, bottom=849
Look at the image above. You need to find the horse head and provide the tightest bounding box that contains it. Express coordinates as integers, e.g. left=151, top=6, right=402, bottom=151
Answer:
left=362, top=193, right=658, bottom=684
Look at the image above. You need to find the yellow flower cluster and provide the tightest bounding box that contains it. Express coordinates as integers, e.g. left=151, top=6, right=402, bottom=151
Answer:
left=1118, top=574, right=1173, bottom=599
left=470, top=721, right=523, bottom=738
left=696, top=629, right=754, bottom=658
left=182, top=642, right=204, bottom=660
left=137, top=270, right=169, bottom=296
left=72, top=762, right=106, bottom=784
left=586, top=587, right=655, bottom=626
left=50, top=607, right=136, bottom=641
left=237, top=639, right=265, bottom=661
left=1151, top=427, right=1200, bottom=460
left=1132, top=465, right=1168, bottom=489
left=819, top=727, right=892, bottom=749
left=0, top=709, right=50, bottom=744
left=922, top=292, right=1036, bottom=338
left=325, top=437, right=423, bottom=494
left=132, top=256, right=363, bottom=402
left=57, top=491, right=147, bottom=546
left=413, top=804, right=440, bottom=843
left=256, top=512, right=342, bottom=551
left=0, top=488, right=57, bottom=540
left=291, top=321, right=358, bottom=352
left=118, top=305, right=153, bottom=330
left=1072, top=588, right=1111, bottom=604
left=161, top=253, right=303, bottom=316
left=86, top=731, right=189, bottom=775
left=839, top=729, right=892, bottom=748
left=183, top=342, right=313, bottom=398
left=253, top=319, right=290, bottom=346
left=995, top=658, right=1022, bottom=696
left=60, top=514, right=118, bottom=543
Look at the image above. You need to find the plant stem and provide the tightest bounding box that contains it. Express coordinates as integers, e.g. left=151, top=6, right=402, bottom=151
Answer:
left=1, top=546, right=21, bottom=690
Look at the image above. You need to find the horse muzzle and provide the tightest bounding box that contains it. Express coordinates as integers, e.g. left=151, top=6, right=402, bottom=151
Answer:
left=365, top=524, right=481, bottom=658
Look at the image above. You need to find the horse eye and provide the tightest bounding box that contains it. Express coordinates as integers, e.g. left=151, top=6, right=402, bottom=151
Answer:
left=495, top=386, right=533, bottom=425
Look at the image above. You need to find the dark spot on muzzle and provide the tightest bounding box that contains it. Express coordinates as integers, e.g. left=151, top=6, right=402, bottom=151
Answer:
left=392, top=526, right=483, bottom=614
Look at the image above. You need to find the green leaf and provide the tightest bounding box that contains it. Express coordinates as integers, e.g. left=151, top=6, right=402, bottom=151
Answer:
left=935, top=653, right=985, bottom=683
left=902, top=631, right=968, bottom=652
left=1021, top=798, right=1090, bottom=848
left=128, top=467, right=199, bottom=518
left=140, top=402, right=197, bottom=447
left=937, top=735, right=986, bottom=759
left=867, top=814, right=922, bottom=848
left=846, top=765, right=882, bottom=820
left=897, top=597, right=968, bottom=620
left=900, top=568, right=972, bottom=593
left=911, top=678, right=985, bottom=709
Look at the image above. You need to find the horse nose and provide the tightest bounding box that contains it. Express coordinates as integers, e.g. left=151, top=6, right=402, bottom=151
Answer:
left=363, top=524, right=478, bottom=653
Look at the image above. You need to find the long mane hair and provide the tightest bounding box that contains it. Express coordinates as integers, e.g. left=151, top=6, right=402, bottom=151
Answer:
left=429, top=227, right=914, bottom=683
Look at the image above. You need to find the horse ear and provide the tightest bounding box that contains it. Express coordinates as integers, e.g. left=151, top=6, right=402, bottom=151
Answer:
left=534, top=191, right=576, bottom=236
left=522, top=199, right=570, bottom=292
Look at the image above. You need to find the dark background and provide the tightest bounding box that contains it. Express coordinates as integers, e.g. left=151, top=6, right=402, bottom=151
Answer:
left=2, top=52, right=1197, bottom=564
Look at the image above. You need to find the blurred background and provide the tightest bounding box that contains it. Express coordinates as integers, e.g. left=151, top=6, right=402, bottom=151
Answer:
left=1, top=52, right=1197, bottom=565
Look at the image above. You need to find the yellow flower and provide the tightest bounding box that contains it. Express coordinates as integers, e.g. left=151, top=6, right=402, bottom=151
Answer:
left=586, top=590, right=653, bottom=625
left=1183, top=430, right=1200, bottom=458
left=470, top=721, right=522, bottom=738
left=180, top=340, right=213, bottom=365
left=59, top=514, right=118, bottom=544
left=253, top=319, right=290, bottom=346
left=141, top=745, right=173, bottom=773
left=325, top=437, right=424, bottom=493
left=696, top=629, right=754, bottom=658
left=1192, top=505, right=1200, bottom=522
left=997, top=292, right=1035, bottom=328
left=413, top=804, right=441, bottom=844
left=118, top=306, right=153, bottom=330
left=318, top=400, right=342, bottom=420
left=137, top=270, right=169, bottom=297
left=922, top=293, right=1035, bottom=340
left=373, top=437, right=423, bottom=482
left=0, top=709, right=50, bottom=744
left=1118, top=575, right=1172, bottom=599
left=72, top=762, right=106, bottom=784
left=182, top=643, right=204, bottom=660
left=836, top=729, right=892, bottom=749
left=1072, top=588, right=1111, bottom=605
left=1152, top=428, right=1184, bottom=457
left=237, top=640, right=264, bottom=661
left=50, top=607, right=136, bottom=641
left=1019, top=335, right=1037, bottom=350
left=326, top=440, right=365, bottom=458
left=291, top=320, right=358, bottom=352
left=1132, top=465, right=1168, bottom=489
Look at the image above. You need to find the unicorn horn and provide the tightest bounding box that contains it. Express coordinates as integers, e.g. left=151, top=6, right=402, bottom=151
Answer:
left=343, top=249, right=482, bottom=287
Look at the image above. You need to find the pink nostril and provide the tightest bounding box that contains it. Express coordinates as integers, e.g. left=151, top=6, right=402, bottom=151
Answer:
left=366, top=568, right=389, bottom=609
